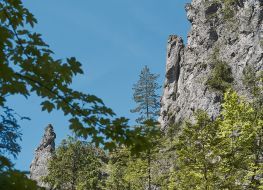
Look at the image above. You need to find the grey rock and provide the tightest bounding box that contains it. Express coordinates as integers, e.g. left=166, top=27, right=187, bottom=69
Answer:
left=30, top=124, right=56, bottom=189
left=160, top=0, right=263, bottom=130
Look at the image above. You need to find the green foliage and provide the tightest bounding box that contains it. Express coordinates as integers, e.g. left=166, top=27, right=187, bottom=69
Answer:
left=43, top=137, right=107, bottom=190
left=128, top=65, right=162, bottom=189
left=105, top=145, right=160, bottom=190
left=0, top=107, right=23, bottom=158
left=105, top=120, right=161, bottom=190
left=124, top=155, right=148, bottom=190
left=217, top=90, right=263, bottom=189
left=166, top=121, right=182, bottom=139
left=169, top=111, right=221, bottom=189
left=205, top=0, right=239, bottom=26
left=0, top=156, right=44, bottom=190
left=105, top=147, right=131, bottom=190
left=206, top=57, right=234, bottom=93
left=106, top=146, right=149, bottom=190
left=131, top=65, right=161, bottom=124
left=209, top=0, right=237, bottom=20
left=0, top=0, right=137, bottom=150
left=0, top=0, right=147, bottom=187
left=221, top=0, right=237, bottom=20
left=160, top=90, right=263, bottom=189
left=0, top=107, right=38, bottom=190
left=134, top=120, right=161, bottom=190
left=151, top=145, right=175, bottom=189
left=0, top=169, right=44, bottom=190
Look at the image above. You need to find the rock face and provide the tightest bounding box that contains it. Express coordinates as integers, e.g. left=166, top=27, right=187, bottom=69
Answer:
left=160, top=0, right=263, bottom=130
left=30, top=124, right=56, bottom=189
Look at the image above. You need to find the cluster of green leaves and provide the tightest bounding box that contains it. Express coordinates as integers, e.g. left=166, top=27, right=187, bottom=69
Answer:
left=43, top=89, right=263, bottom=190
left=161, top=90, right=263, bottom=189
left=218, top=90, right=263, bottom=189
left=104, top=119, right=162, bottom=190
left=206, top=49, right=234, bottom=93
left=221, top=0, right=237, bottom=20
left=206, top=60, right=234, bottom=92
left=43, top=120, right=161, bottom=190
left=105, top=143, right=160, bottom=190
left=0, top=156, right=44, bottom=190
left=105, top=146, right=149, bottom=190
left=0, top=107, right=40, bottom=190
left=104, top=147, right=131, bottom=190
left=208, top=0, right=238, bottom=20
left=0, top=107, right=23, bottom=158
left=168, top=110, right=221, bottom=189
left=205, top=0, right=239, bottom=23
left=0, top=169, right=44, bottom=190
left=0, top=0, right=138, bottom=150
left=105, top=65, right=162, bottom=190
left=43, top=137, right=107, bottom=190
left=0, top=0, right=149, bottom=188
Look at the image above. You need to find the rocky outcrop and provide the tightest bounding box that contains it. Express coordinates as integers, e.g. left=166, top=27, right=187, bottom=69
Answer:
left=30, top=124, right=56, bottom=189
left=160, top=36, right=184, bottom=128
left=160, top=0, right=263, bottom=130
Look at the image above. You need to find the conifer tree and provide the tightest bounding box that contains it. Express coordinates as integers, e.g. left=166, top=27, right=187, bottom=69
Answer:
left=131, top=66, right=161, bottom=124
left=0, top=0, right=136, bottom=188
left=131, top=66, right=161, bottom=190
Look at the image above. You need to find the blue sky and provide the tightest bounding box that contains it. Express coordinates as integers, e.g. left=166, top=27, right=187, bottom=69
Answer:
left=10, top=0, right=191, bottom=171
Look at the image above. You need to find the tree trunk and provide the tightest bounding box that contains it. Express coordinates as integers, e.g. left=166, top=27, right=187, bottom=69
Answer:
left=147, top=149, right=151, bottom=190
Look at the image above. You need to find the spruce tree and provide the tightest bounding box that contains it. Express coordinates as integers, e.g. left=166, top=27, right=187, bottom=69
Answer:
left=131, top=65, right=161, bottom=124
left=131, top=66, right=161, bottom=190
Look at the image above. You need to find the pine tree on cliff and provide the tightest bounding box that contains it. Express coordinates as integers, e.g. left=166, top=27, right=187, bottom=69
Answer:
left=131, top=65, right=161, bottom=124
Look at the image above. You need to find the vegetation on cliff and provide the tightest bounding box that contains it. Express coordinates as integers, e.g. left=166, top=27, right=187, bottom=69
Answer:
left=42, top=89, right=263, bottom=190
left=1, top=0, right=263, bottom=189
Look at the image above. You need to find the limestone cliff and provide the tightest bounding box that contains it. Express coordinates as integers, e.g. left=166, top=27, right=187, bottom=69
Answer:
left=160, top=0, right=263, bottom=130
left=30, top=124, right=56, bottom=189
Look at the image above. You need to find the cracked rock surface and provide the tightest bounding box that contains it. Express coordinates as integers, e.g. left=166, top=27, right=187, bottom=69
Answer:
left=30, top=124, right=56, bottom=189
left=160, top=0, right=263, bottom=130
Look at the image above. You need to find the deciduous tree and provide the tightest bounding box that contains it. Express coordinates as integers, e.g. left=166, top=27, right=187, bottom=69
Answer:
left=43, top=137, right=107, bottom=190
left=0, top=0, right=132, bottom=151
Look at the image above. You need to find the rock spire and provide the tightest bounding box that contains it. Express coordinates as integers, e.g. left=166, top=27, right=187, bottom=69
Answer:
left=30, top=124, right=56, bottom=189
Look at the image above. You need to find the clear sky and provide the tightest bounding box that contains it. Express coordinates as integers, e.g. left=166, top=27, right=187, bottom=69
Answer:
left=9, top=0, right=191, bottom=171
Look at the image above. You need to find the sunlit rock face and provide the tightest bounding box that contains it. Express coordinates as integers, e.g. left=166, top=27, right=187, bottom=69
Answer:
left=30, top=124, right=56, bottom=189
left=160, top=0, right=263, bottom=130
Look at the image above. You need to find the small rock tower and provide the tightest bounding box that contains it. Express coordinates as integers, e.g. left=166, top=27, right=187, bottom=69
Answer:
left=30, top=124, right=56, bottom=189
